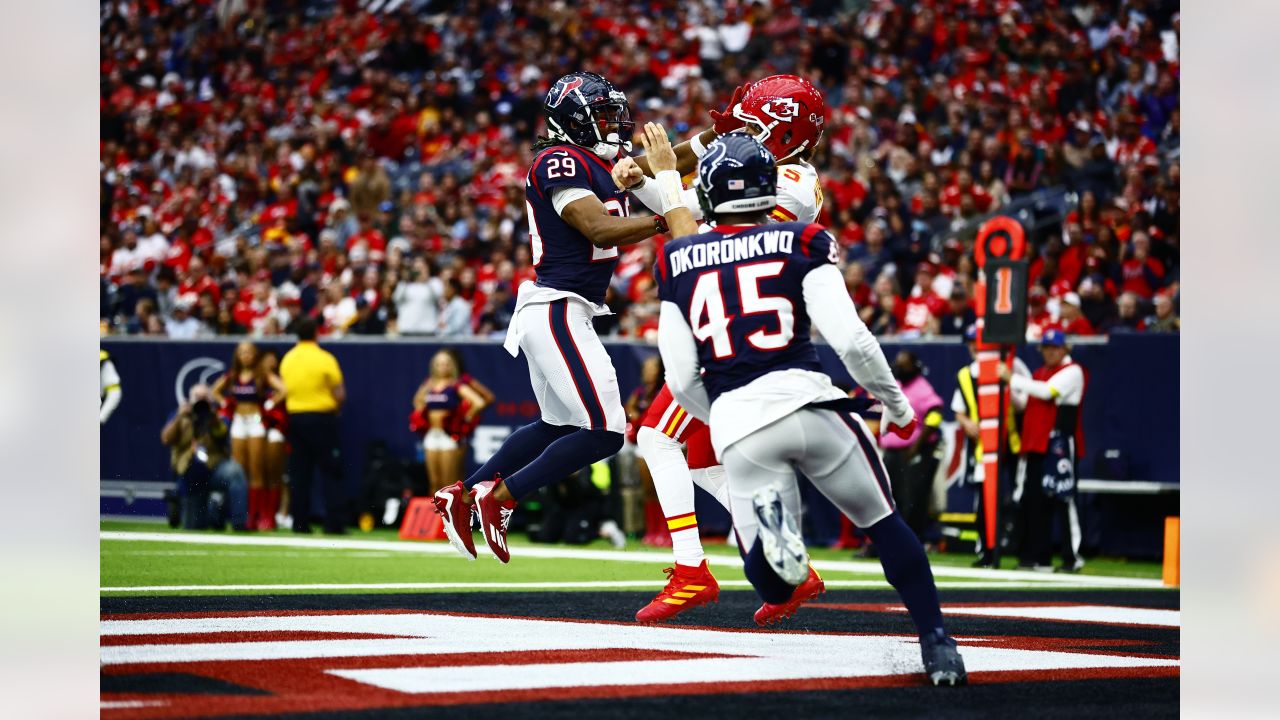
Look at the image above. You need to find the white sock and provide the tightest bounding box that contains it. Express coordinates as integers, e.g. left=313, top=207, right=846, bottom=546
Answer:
left=637, top=427, right=704, bottom=567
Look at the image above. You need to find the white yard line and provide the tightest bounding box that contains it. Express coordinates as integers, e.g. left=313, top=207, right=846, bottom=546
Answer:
left=101, top=579, right=1042, bottom=593
left=100, top=530, right=1166, bottom=589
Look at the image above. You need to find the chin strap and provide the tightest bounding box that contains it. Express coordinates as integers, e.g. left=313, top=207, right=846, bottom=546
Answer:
left=592, top=132, right=632, bottom=161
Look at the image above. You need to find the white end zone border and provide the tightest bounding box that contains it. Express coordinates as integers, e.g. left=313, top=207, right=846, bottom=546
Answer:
left=100, top=530, right=1167, bottom=589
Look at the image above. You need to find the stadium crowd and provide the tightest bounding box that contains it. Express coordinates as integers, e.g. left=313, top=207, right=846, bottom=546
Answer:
left=100, top=0, right=1180, bottom=341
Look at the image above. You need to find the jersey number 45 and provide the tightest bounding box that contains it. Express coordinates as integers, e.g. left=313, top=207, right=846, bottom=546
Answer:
left=689, top=262, right=795, bottom=359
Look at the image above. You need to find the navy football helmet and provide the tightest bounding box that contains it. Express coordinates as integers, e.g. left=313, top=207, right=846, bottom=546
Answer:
left=543, top=72, right=635, bottom=160
left=696, top=131, right=778, bottom=221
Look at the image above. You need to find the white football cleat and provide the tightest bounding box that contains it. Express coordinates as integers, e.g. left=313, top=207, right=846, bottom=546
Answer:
left=752, top=483, right=809, bottom=586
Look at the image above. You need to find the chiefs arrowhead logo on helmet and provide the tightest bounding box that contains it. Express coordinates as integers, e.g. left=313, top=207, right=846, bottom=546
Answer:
left=760, top=98, right=800, bottom=123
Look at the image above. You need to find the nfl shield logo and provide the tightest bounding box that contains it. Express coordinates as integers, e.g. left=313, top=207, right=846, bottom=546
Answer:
left=728, top=179, right=745, bottom=190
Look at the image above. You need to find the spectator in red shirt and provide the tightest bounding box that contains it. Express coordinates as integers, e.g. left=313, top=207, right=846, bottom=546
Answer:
left=1025, top=286, right=1054, bottom=341
left=1118, top=230, right=1165, bottom=299
left=900, top=263, right=948, bottom=337
left=844, top=261, right=872, bottom=309
left=1113, top=112, right=1158, bottom=169
left=178, top=256, right=221, bottom=305
left=940, top=168, right=993, bottom=217
left=1057, top=293, right=1096, bottom=336
left=346, top=217, right=388, bottom=266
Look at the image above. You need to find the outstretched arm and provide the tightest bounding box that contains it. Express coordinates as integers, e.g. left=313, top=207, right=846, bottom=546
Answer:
left=634, top=127, right=718, bottom=177
left=560, top=194, right=663, bottom=249
left=615, top=156, right=704, bottom=224
left=637, top=123, right=698, bottom=239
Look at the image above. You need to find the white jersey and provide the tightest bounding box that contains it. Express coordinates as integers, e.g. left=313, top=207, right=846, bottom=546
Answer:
left=769, top=160, right=823, bottom=224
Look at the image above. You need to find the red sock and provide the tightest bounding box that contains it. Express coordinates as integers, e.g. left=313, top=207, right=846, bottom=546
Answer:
left=247, top=488, right=262, bottom=529
left=261, top=488, right=280, bottom=530
left=642, top=500, right=663, bottom=544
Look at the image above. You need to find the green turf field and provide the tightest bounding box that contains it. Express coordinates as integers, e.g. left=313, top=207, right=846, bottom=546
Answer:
left=100, top=519, right=1165, bottom=597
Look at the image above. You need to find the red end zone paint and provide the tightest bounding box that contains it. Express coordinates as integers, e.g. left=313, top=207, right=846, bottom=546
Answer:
left=100, top=609, right=1178, bottom=720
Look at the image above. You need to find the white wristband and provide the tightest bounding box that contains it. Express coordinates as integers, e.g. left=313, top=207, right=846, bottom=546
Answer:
left=689, top=133, right=708, bottom=158
left=656, top=170, right=685, bottom=214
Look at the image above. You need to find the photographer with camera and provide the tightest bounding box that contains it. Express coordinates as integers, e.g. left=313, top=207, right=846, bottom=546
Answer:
left=160, top=383, right=249, bottom=530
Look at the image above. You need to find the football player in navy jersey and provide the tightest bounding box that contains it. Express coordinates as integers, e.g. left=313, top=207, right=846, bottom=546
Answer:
left=431, top=72, right=696, bottom=565
left=654, top=132, right=968, bottom=686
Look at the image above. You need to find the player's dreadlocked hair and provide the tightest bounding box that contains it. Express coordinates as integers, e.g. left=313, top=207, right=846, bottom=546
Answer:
left=532, top=134, right=564, bottom=152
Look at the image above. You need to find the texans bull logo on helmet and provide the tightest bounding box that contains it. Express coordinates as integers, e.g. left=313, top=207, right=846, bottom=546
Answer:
left=548, top=76, right=585, bottom=109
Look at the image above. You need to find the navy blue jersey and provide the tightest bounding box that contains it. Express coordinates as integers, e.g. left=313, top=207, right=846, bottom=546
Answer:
left=524, top=144, right=630, bottom=305
left=655, top=222, right=842, bottom=401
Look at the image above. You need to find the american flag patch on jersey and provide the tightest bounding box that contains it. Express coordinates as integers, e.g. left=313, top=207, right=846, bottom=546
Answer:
left=728, top=179, right=745, bottom=190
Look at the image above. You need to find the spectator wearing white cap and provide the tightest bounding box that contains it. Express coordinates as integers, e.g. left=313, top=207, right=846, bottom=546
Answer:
left=1057, top=292, right=1096, bottom=336
left=165, top=296, right=205, bottom=339
left=326, top=199, right=357, bottom=247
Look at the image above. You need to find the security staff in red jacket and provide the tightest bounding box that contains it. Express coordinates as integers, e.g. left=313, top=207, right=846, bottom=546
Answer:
left=1000, top=329, right=1088, bottom=573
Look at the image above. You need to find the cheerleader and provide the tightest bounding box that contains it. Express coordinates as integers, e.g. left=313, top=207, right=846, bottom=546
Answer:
left=411, top=350, right=489, bottom=495
left=259, top=350, right=289, bottom=530
left=212, top=341, right=284, bottom=530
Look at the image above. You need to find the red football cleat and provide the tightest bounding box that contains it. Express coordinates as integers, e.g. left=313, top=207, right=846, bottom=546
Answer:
left=432, top=481, right=477, bottom=560
left=635, top=560, right=720, bottom=623
left=754, top=566, right=826, bottom=626
left=474, top=477, right=516, bottom=563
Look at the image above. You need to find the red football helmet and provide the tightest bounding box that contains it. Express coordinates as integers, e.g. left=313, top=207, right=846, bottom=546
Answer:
left=732, top=75, right=826, bottom=161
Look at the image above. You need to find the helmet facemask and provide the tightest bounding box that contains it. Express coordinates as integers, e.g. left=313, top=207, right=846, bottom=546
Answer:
left=587, top=95, right=635, bottom=160
left=546, top=91, right=634, bottom=160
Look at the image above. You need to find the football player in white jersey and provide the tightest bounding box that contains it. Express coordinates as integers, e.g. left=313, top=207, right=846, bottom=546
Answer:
left=614, top=76, right=833, bottom=625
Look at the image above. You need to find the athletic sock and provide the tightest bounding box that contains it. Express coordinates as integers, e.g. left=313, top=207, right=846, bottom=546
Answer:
left=864, top=512, right=946, bottom=636
left=247, top=487, right=262, bottom=528
left=464, top=420, right=577, bottom=489
left=638, top=427, right=703, bottom=566
left=502, top=429, right=623, bottom=500
left=743, top=536, right=797, bottom=605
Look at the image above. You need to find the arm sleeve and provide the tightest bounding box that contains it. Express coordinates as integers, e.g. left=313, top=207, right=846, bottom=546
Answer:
left=551, top=186, right=597, bottom=216
left=950, top=389, right=966, bottom=416
left=629, top=181, right=703, bottom=222
left=1046, top=364, right=1084, bottom=402
left=1008, top=373, right=1056, bottom=401
left=802, top=263, right=911, bottom=418
left=657, top=301, right=711, bottom=422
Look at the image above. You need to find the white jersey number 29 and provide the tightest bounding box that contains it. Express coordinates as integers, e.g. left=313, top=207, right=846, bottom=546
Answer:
left=689, top=261, right=794, bottom=359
